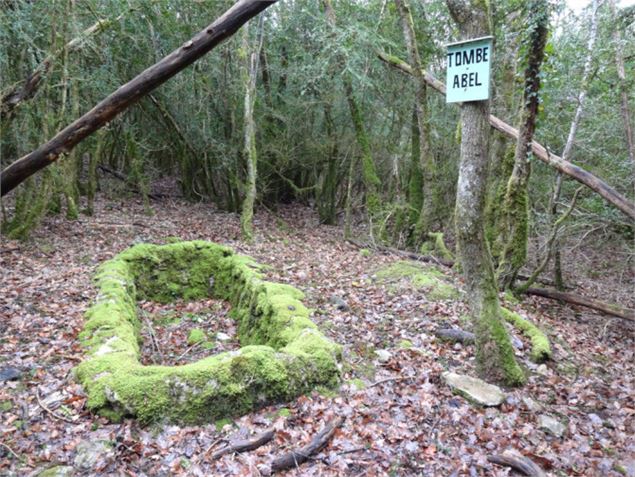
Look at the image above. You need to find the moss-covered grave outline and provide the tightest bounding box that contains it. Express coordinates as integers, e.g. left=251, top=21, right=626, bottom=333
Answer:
left=75, top=241, right=341, bottom=424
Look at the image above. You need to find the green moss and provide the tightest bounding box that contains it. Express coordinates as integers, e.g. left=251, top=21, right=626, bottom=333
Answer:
left=360, top=248, right=371, bottom=257
left=375, top=260, right=459, bottom=301
left=215, top=418, right=232, bottom=431
left=75, top=241, right=341, bottom=425
left=501, top=308, right=551, bottom=363
left=398, top=339, right=413, bottom=349
left=187, top=329, right=206, bottom=345
left=348, top=378, right=366, bottom=391
left=277, top=407, right=291, bottom=417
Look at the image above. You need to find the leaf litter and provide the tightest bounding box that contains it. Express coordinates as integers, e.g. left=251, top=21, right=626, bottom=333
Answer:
left=0, top=197, right=633, bottom=476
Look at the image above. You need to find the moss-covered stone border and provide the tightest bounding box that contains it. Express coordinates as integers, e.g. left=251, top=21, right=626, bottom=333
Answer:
left=75, top=241, right=341, bottom=424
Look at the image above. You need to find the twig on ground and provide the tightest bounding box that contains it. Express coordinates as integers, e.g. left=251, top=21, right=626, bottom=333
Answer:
left=368, top=376, right=413, bottom=388
left=265, top=416, right=345, bottom=474
left=1, top=441, right=21, bottom=460
left=209, top=428, right=275, bottom=460
left=35, top=388, right=75, bottom=423
left=176, top=342, right=201, bottom=362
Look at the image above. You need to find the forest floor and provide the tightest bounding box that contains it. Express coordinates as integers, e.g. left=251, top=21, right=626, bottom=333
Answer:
left=1, top=196, right=634, bottom=477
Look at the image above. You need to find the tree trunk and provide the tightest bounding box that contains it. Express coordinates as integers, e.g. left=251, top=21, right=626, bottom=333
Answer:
left=394, top=0, right=437, bottom=237
left=323, top=0, right=381, bottom=226
left=496, top=0, right=549, bottom=288
left=377, top=52, right=635, bottom=220
left=609, top=0, right=635, bottom=168
left=446, top=0, right=525, bottom=386
left=1, top=0, right=278, bottom=196
left=240, top=15, right=264, bottom=242
left=550, top=0, right=600, bottom=288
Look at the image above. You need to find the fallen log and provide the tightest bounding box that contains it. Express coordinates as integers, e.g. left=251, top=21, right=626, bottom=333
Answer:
left=488, top=452, right=547, bottom=477
left=526, top=287, right=635, bottom=322
left=210, top=428, right=275, bottom=460
left=1, top=0, right=278, bottom=196
left=265, top=416, right=344, bottom=474
left=377, top=51, right=635, bottom=221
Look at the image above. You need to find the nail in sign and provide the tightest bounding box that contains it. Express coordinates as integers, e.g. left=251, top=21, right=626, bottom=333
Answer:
left=446, top=36, right=493, bottom=103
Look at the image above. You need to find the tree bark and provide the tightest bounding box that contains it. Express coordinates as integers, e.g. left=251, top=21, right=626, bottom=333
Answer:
left=377, top=52, right=635, bottom=220
left=446, top=0, right=525, bottom=386
left=1, top=0, right=278, bottom=196
left=497, top=0, right=549, bottom=288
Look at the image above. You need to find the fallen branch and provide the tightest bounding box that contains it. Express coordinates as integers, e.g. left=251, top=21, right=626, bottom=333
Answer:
left=210, top=428, right=275, bottom=460
left=97, top=165, right=162, bottom=200
left=526, top=287, right=635, bottom=322
left=377, top=51, right=635, bottom=220
left=488, top=451, right=547, bottom=477
left=266, top=416, right=344, bottom=474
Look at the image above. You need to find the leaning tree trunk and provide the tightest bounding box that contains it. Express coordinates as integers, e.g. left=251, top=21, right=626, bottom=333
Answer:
left=496, top=0, right=549, bottom=288
left=446, top=0, right=525, bottom=386
left=394, top=0, right=437, bottom=238
left=240, top=16, right=264, bottom=242
left=1, top=0, right=278, bottom=197
left=377, top=52, right=635, bottom=220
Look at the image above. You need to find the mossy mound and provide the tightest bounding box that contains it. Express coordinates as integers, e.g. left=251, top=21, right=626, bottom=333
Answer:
left=75, top=241, right=341, bottom=425
left=375, top=260, right=459, bottom=301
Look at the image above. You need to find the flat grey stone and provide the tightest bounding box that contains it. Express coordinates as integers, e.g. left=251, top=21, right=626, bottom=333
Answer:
left=442, top=371, right=505, bottom=407
left=73, top=440, right=114, bottom=471
left=375, top=349, right=392, bottom=363
left=216, top=332, right=231, bottom=341
left=522, top=396, right=542, bottom=412
left=0, top=367, right=22, bottom=382
left=329, top=295, right=349, bottom=311
left=538, top=414, right=566, bottom=437
left=435, top=328, right=475, bottom=344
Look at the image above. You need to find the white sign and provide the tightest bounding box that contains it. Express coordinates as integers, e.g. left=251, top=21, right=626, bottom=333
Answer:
left=446, top=36, right=493, bottom=103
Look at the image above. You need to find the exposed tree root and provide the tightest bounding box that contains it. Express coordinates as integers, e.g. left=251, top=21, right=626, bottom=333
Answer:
left=488, top=451, right=547, bottom=477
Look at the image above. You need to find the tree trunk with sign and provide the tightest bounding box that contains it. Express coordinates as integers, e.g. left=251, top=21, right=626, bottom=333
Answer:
left=446, top=0, right=525, bottom=386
